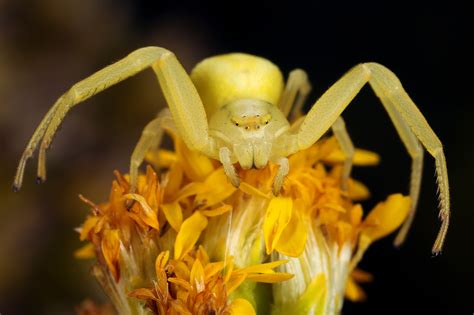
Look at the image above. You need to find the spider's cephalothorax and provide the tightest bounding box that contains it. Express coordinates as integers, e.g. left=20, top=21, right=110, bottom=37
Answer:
left=191, top=53, right=296, bottom=185
left=14, top=46, right=450, bottom=254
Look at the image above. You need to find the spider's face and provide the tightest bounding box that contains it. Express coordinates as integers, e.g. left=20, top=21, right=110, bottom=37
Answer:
left=230, top=112, right=272, bottom=132
left=208, top=98, right=290, bottom=169
left=208, top=98, right=289, bottom=143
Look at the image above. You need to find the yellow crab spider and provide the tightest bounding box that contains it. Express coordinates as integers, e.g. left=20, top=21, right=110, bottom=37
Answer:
left=13, top=47, right=449, bottom=254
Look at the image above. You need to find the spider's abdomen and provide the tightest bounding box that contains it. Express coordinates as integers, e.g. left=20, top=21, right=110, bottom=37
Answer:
left=190, top=53, right=284, bottom=117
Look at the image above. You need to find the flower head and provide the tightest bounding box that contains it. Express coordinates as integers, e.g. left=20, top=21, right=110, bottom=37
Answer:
left=76, top=133, right=410, bottom=314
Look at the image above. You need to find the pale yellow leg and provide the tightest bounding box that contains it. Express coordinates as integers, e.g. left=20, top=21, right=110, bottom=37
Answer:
left=368, top=64, right=448, bottom=253
left=13, top=102, right=60, bottom=190
left=331, top=117, right=355, bottom=191
left=294, top=63, right=449, bottom=254
left=382, top=100, right=424, bottom=247
left=129, top=109, right=175, bottom=193
left=283, top=70, right=354, bottom=190
left=278, top=69, right=312, bottom=121
left=219, top=147, right=240, bottom=187
left=272, top=157, right=289, bottom=195
left=14, top=47, right=214, bottom=190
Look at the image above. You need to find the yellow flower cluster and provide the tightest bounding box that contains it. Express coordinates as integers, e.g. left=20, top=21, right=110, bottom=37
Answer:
left=76, top=133, right=410, bottom=314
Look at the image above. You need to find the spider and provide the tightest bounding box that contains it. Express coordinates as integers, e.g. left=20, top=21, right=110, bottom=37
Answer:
left=13, top=47, right=449, bottom=254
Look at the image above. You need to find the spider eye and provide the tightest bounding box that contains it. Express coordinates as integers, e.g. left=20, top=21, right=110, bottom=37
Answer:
left=235, top=123, right=239, bottom=126
left=265, top=121, right=269, bottom=124
left=245, top=126, right=249, bottom=130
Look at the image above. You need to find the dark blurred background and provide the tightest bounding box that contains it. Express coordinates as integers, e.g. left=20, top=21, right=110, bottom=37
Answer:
left=0, top=1, right=472, bottom=314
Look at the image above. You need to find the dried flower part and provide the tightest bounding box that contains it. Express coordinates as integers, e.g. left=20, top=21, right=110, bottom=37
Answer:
left=76, top=133, right=410, bottom=315
left=128, top=249, right=292, bottom=315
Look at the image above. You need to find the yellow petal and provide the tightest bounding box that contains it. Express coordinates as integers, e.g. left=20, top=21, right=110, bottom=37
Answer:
left=224, top=256, right=234, bottom=283
left=175, top=182, right=207, bottom=201
left=239, top=182, right=271, bottom=199
left=353, top=149, right=380, bottom=166
left=173, top=260, right=191, bottom=281
left=174, top=211, right=208, bottom=259
left=204, top=262, right=225, bottom=279
left=349, top=204, right=363, bottom=227
left=74, top=243, right=95, bottom=259
left=351, top=268, right=373, bottom=283
left=238, top=260, right=288, bottom=274
left=161, top=202, right=183, bottom=231
left=321, top=203, right=347, bottom=213
left=263, top=197, right=293, bottom=254
left=226, top=272, right=247, bottom=294
left=196, top=245, right=210, bottom=265
left=348, top=179, right=371, bottom=201
left=190, top=259, right=205, bottom=293
left=345, top=276, right=367, bottom=302
left=155, top=251, right=170, bottom=274
left=245, top=272, right=294, bottom=283
left=229, top=298, right=256, bottom=315
left=351, top=195, right=410, bottom=272
left=275, top=211, right=307, bottom=257
left=163, top=163, right=184, bottom=197
left=335, top=221, right=353, bottom=247
left=194, top=168, right=237, bottom=207
left=168, top=277, right=193, bottom=291
left=200, top=204, right=233, bottom=217
left=324, top=147, right=380, bottom=166
left=362, top=194, right=411, bottom=242
left=79, top=216, right=99, bottom=241
left=145, top=149, right=178, bottom=168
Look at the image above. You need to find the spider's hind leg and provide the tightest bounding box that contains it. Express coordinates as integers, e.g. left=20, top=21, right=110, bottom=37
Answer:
left=278, top=69, right=312, bottom=121
left=381, top=100, right=424, bottom=247
left=331, top=117, right=354, bottom=192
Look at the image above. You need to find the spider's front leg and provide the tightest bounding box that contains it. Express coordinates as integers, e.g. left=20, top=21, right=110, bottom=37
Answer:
left=14, top=47, right=215, bottom=191
left=281, top=68, right=355, bottom=191
left=292, top=63, right=450, bottom=254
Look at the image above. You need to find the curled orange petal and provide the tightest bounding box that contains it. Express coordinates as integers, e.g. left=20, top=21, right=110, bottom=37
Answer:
left=101, top=229, right=121, bottom=282
left=123, top=194, right=159, bottom=230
